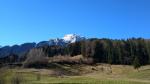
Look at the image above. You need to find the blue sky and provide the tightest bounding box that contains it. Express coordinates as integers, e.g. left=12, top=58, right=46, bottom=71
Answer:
left=0, top=0, right=150, bottom=46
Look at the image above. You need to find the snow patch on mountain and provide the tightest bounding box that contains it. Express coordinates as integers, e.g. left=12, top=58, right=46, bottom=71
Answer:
left=63, top=34, right=85, bottom=43
left=36, top=34, right=85, bottom=47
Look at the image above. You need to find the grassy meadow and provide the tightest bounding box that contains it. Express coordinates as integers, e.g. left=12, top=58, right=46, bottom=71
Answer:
left=0, top=64, right=150, bottom=84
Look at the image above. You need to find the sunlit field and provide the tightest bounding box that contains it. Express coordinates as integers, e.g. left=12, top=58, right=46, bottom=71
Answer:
left=0, top=64, right=150, bottom=84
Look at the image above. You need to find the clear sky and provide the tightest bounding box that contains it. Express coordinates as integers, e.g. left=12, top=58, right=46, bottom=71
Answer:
left=0, top=0, right=150, bottom=46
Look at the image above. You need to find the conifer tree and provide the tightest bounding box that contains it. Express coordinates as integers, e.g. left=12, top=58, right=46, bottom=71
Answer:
left=133, top=56, right=141, bottom=71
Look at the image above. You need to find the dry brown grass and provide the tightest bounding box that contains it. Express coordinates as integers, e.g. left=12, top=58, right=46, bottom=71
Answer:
left=49, top=55, right=93, bottom=64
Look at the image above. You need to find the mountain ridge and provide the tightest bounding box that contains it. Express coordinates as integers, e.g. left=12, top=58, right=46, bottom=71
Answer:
left=0, top=34, right=85, bottom=58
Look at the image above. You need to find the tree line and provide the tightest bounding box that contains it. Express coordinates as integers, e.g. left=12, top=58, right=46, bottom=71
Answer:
left=0, top=38, right=150, bottom=69
left=41, top=38, right=150, bottom=69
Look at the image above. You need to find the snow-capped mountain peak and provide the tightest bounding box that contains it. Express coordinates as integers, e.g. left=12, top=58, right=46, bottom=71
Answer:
left=34, top=34, right=85, bottom=47
left=63, top=34, right=85, bottom=43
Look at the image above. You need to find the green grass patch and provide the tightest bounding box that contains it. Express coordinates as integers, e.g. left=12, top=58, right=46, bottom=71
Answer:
left=127, top=69, right=150, bottom=80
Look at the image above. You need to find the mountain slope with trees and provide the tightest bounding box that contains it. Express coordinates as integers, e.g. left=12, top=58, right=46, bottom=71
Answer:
left=0, top=36, right=150, bottom=69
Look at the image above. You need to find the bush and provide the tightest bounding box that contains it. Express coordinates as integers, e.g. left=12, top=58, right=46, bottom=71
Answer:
left=49, top=55, right=94, bottom=64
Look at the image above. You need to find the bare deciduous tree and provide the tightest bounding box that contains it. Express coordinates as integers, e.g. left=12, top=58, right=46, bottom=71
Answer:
left=23, top=48, right=48, bottom=68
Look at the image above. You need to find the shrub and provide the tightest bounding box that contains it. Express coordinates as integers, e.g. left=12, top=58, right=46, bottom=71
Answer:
left=49, top=55, right=94, bottom=64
